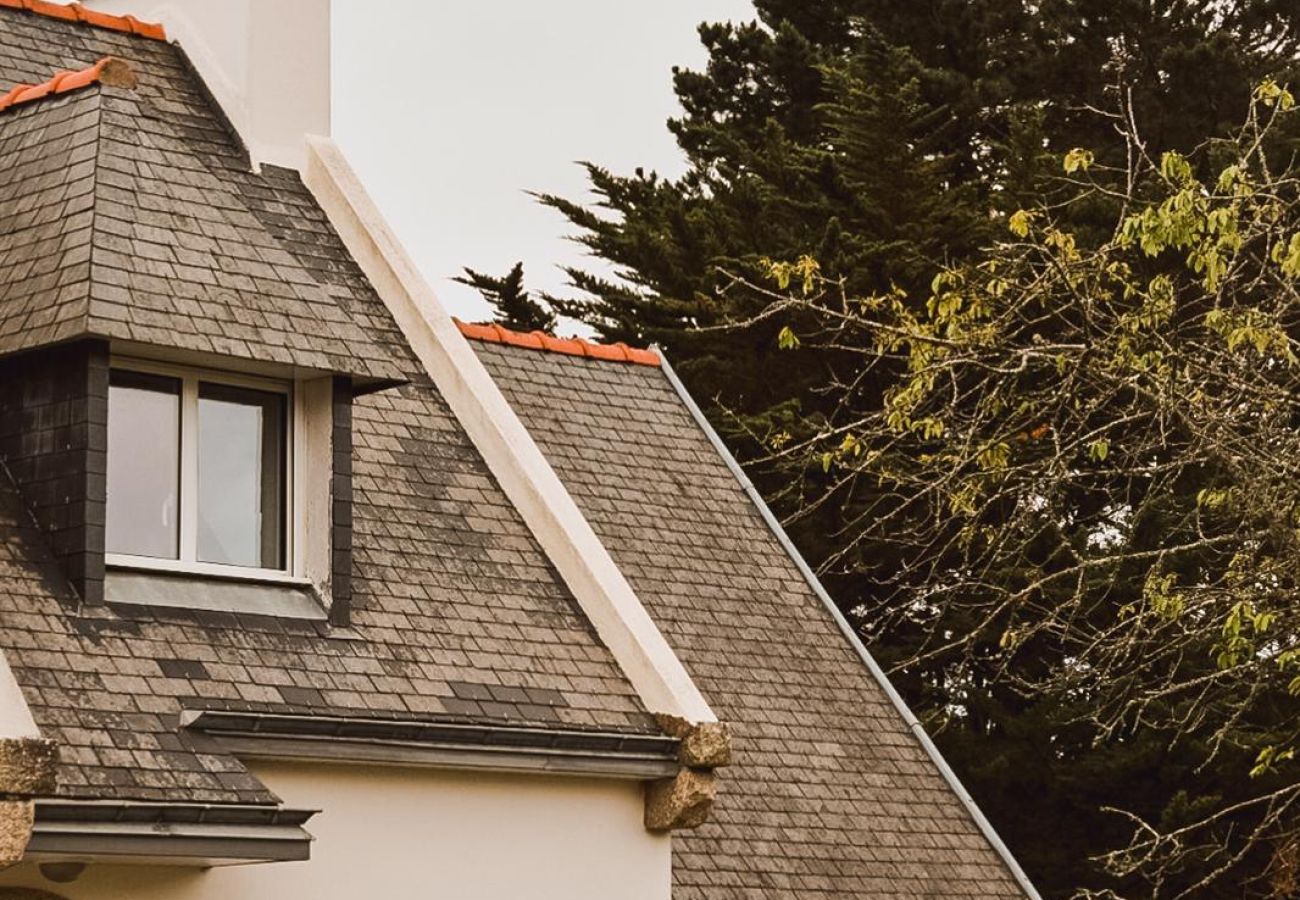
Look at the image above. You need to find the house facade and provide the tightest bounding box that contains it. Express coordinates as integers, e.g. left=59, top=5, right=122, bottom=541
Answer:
left=0, top=2, right=1039, bottom=897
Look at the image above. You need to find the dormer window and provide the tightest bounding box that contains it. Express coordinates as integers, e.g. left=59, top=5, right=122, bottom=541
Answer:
left=106, top=360, right=292, bottom=579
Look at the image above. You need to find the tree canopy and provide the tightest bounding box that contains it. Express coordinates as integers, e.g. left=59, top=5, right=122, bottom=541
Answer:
left=454, top=262, right=556, bottom=332
left=750, top=82, right=1300, bottom=897
left=466, top=2, right=1300, bottom=894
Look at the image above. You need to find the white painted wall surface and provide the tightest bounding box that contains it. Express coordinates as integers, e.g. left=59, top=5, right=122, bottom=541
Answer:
left=0, top=652, right=39, bottom=740
left=0, top=763, right=671, bottom=900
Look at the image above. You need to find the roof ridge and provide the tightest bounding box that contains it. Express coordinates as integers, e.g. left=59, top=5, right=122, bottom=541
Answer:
left=0, top=56, right=135, bottom=115
left=0, top=0, right=165, bottom=40
left=454, top=318, right=661, bottom=367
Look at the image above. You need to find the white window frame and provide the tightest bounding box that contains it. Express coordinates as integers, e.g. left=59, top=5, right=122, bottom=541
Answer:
left=105, top=356, right=305, bottom=586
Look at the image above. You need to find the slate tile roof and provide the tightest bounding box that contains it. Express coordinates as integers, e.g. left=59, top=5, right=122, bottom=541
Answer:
left=472, top=339, right=1028, bottom=898
left=0, top=54, right=129, bottom=113
left=0, top=0, right=166, bottom=40
left=0, top=362, right=657, bottom=805
left=0, top=7, right=406, bottom=385
left=0, top=6, right=655, bottom=806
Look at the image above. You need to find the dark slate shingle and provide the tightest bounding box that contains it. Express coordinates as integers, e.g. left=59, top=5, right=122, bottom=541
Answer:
left=0, top=89, right=97, bottom=348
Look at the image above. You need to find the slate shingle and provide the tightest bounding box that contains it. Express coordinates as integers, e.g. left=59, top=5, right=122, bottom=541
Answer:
left=474, top=341, right=1029, bottom=899
left=0, top=7, right=655, bottom=807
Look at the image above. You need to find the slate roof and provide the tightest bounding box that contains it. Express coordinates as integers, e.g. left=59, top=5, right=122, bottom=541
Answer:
left=472, top=339, right=1029, bottom=898
left=0, top=7, right=406, bottom=385
left=0, top=5, right=654, bottom=806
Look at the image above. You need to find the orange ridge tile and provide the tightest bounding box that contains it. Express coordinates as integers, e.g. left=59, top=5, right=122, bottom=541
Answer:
left=0, top=56, right=133, bottom=115
left=0, top=0, right=165, bottom=39
left=453, top=318, right=662, bottom=367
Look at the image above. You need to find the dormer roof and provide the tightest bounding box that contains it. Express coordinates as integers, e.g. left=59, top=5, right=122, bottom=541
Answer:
left=0, top=6, right=408, bottom=387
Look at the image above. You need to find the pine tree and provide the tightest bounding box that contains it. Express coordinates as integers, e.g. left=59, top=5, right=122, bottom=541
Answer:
left=454, top=262, right=556, bottom=333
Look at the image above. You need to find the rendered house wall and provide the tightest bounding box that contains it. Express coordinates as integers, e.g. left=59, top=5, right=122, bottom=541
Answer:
left=0, top=762, right=671, bottom=900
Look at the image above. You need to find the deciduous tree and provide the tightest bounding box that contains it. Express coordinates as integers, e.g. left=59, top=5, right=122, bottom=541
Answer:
left=751, top=82, right=1300, bottom=898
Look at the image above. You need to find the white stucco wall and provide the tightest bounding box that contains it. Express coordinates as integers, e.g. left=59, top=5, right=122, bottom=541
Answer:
left=0, top=762, right=671, bottom=900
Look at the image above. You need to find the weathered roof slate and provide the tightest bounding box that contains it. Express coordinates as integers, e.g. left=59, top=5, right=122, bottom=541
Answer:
left=0, top=84, right=96, bottom=348
left=0, top=8, right=406, bottom=385
left=473, top=340, right=1028, bottom=899
left=0, top=359, right=657, bottom=807
left=0, top=54, right=131, bottom=113
left=0, top=7, right=655, bottom=806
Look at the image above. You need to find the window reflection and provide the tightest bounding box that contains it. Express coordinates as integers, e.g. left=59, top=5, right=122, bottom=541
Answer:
left=197, top=383, right=286, bottom=569
left=107, top=372, right=180, bottom=559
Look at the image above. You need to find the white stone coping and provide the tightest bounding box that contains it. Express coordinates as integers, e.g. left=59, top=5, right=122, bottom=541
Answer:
left=301, top=135, right=716, bottom=726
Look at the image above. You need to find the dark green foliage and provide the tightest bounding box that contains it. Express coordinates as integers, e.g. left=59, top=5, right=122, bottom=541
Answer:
left=454, top=262, right=556, bottom=333
left=512, top=2, right=1300, bottom=895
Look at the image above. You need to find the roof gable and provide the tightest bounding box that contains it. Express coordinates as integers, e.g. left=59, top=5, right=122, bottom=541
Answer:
left=0, top=7, right=1035, bottom=893
left=0, top=6, right=661, bottom=808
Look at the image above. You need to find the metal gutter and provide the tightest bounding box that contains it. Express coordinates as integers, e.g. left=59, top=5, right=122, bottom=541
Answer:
left=657, top=355, right=1044, bottom=900
left=28, top=800, right=316, bottom=865
left=183, top=710, right=682, bottom=780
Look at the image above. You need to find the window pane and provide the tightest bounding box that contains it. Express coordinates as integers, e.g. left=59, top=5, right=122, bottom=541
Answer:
left=197, top=383, right=286, bottom=569
left=107, top=371, right=181, bottom=559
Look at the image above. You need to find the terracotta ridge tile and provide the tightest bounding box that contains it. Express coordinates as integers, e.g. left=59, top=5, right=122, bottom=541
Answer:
left=0, top=56, right=135, bottom=115
left=0, top=0, right=165, bottom=39
left=453, top=318, right=662, bottom=367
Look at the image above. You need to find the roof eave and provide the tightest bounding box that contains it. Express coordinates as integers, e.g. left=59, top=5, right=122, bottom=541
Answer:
left=28, top=800, right=316, bottom=867
left=182, top=709, right=682, bottom=781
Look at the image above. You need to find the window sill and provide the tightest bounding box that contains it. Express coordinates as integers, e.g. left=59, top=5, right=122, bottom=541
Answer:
left=104, top=564, right=327, bottom=621
left=106, top=554, right=310, bottom=587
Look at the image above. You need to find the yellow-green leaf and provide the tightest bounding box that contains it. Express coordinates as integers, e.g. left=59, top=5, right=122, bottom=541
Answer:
left=1063, top=148, right=1094, bottom=174
left=1008, top=209, right=1034, bottom=238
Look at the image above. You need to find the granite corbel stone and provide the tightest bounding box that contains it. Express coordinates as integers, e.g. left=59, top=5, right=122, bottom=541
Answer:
left=654, top=714, right=733, bottom=769
left=643, top=768, right=717, bottom=832
left=0, top=736, right=57, bottom=869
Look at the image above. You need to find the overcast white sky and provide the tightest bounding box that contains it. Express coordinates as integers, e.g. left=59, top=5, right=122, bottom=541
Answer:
left=331, top=0, right=754, bottom=325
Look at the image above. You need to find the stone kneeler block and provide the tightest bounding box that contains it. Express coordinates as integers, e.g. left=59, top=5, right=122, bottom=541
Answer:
left=643, top=716, right=733, bottom=831
left=0, top=737, right=57, bottom=868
